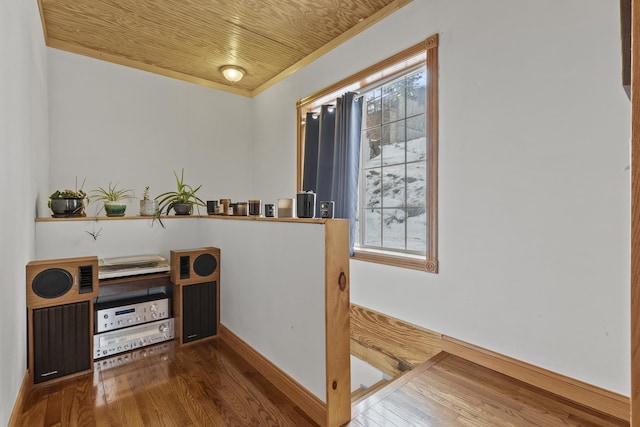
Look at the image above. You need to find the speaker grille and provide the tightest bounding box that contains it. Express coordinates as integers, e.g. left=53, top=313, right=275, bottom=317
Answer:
left=193, top=253, right=217, bottom=277
left=32, top=268, right=73, bottom=299
left=182, top=281, right=217, bottom=343
left=179, top=256, right=191, bottom=279
left=33, top=302, right=90, bottom=383
left=77, top=265, right=93, bottom=294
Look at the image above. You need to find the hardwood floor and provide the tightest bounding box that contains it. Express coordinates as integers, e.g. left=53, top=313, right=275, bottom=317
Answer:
left=15, top=338, right=318, bottom=426
left=15, top=340, right=628, bottom=426
left=350, top=352, right=628, bottom=427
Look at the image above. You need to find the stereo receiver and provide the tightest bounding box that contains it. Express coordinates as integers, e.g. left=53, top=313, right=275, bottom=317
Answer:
left=95, top=293, right=169, bottom=333
left=94, top=318, right=174, bottom=359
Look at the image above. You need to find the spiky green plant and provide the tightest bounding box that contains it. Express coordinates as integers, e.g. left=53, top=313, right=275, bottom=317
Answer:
left=155, top=169, right=205, bottom=215
left=91, top=182, right=135, bottom=202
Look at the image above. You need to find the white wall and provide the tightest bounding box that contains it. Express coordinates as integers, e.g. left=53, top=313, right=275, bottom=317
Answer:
left=35, top=218, right=204, bottom=261
left=46, top=50, right=254, bottom=218
left=35, top=217, right=329, bottom=401
left=0, top=0, right=48, bottom=424
left=200, top=219, right=327, bottom=400
left=253, top=0, right=631, bottom=394
left=252, top=77, right=300, bottom=204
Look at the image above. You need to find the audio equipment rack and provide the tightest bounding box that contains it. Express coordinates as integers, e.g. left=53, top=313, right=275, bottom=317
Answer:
left=26, top=248, right=221, bottom=386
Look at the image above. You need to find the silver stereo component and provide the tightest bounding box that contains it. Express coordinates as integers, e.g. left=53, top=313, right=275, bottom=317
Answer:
left=93, top=318, right=174, bottom=360
left=95, top=293, right=169, bottom=333
left=94, top=342, right=171, bottom=372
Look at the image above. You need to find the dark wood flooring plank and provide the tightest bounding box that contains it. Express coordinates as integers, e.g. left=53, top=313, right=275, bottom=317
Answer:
left=17, top=384, right=49, bottom=427
left=199, top=340, right=307, bottom=426
left=213, top=340, right=317, bottom=426
left=101, top=365, right=148, bottom=426
left=42, top=382, right=65, bottom=426
left=171, top=372, right=223, bottom=425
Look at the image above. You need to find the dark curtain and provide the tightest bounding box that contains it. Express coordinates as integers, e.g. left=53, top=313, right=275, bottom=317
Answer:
left=314, top=104, right=337, bottom=215
left=301, top=111, right=320, bottom=192
left=302, top=92, right=363, bottom=254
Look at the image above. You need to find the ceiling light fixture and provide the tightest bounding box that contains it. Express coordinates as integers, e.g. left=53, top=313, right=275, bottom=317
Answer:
left=220, top=65, right=245, bottom=83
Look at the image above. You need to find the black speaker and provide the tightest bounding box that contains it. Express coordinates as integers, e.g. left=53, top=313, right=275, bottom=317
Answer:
left=170, top=247, right=220, bottom=286
left=193, top=253, right=217, bottom=277
left=32, top=268, right=73, bottom=299
left=26, top=256, right=99, bottom=309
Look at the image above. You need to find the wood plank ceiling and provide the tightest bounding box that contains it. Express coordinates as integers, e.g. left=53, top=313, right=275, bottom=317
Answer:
left=38, top=0, right=411, bottom=97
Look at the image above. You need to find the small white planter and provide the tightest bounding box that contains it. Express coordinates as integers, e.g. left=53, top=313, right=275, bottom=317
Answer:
left=140, top=199, right=159, bottom=216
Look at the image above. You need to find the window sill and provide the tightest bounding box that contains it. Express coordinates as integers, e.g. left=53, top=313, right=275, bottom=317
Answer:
left=351, top=248, right=437, bottom=273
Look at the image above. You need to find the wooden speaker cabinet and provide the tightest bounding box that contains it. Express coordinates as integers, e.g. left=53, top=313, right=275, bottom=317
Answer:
left=26, top=256, right=98, bottom=385
left=170, top=247, right=220, bottom=345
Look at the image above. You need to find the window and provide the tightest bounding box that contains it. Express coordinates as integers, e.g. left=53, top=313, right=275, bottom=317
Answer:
left=297, top=35, right=438, bottom=272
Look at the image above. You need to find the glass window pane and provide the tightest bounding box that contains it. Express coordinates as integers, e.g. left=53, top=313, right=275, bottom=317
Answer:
left=407, top=207, right=427, bottom=252
left=406, top=114, right=426, bottom=163
left=382, top=79, right=405, bottom=124
left=363, top=128, right=381, bottom=169
left=364, top=89, right=381, bottom=128
left=364, top=168, right=381, bottom=208
left=406, top=162, right=426, bottom=208
left=406, top=70, right=427, bottom=116
left=382, top=164, right=405, bottom=208
left=355, top=63, right=430, bottom=258
left=382, top=208, right=405, bottom=250
left=364, top=209, right=381, bottom=247
left=382, top=121, right=405, bottom=166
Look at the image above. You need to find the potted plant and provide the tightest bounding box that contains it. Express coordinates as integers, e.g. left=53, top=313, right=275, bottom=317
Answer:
left=139, top=186, right=159, bottom=216
left=91, top=182, right=135, bottom=217
left=48, top=178, right=88, bottom=217
left=156, top=169, right=205, bottom=215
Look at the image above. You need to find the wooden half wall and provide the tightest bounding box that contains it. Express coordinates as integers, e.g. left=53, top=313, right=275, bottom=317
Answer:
left=34, top=216, right=352, bottom=427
